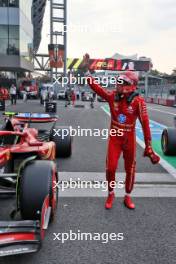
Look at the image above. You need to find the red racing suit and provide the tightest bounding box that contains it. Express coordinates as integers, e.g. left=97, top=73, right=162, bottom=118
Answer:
left=71, top=91, right=76, bottom=105
left=87, top=76, right=151, bottom=193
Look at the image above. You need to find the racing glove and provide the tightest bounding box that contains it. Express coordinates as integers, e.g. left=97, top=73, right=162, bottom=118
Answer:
left=143, top=144, right=160, bottom=164
left=82, top=53, right=95, bottom=76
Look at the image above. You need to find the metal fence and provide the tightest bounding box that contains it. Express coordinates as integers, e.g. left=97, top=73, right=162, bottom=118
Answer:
left=139, top=84, right=176, bottom=100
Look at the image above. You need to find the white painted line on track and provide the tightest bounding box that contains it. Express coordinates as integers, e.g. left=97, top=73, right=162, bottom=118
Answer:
left=101, top=106, right=176, bottom=180
left=147, top=106, right=176, bottom=116
left=136, top=137, right=176, bottom=179
left=57, top=172, right=176, bottom=197
left=59, top=172, right=175, bottom=183
left=147, top=119, right=166, bottom=128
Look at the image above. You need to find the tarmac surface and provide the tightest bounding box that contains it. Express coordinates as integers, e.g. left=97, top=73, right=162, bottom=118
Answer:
left=0, top=99, right=176, bottom=264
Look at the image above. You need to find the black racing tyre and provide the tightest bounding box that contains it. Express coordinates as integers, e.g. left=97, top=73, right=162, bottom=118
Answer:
left=50, top=126, right=72, bottom=158
left=161, top=128, right=176, bottom=155
left=19, top=160, right=58, bottom=220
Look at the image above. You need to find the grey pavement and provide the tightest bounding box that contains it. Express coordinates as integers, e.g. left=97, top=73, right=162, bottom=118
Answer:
left=0, top=100, right=176, bottom=263
left=0, top=197, right=176, bottom=264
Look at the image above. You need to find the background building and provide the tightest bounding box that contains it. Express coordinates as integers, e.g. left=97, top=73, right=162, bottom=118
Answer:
left=0, top=0, right=46, bottom=73
left=32, top=0, right=46, bottom=52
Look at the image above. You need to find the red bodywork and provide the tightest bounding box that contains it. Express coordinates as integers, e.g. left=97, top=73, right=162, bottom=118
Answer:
left=0, top=115, right=57, bottom=168
left=0, top=113, right=58, bottom=256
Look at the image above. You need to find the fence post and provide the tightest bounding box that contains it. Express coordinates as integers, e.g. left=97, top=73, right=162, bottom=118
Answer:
left=144, top=72, right=149, bottom=98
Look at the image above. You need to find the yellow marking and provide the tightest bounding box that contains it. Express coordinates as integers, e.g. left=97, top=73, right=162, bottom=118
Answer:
left=96, top=61, right=103, bottom=67
left=96, top=61, right=107, bottom=68
left=74, top=59, right=82, bottom=69
left=67, top=58, right=74, bottom=68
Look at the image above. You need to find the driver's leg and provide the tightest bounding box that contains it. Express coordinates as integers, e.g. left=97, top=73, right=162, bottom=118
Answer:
left=105, top=136, right=122, bottom=209
left=123, top=132, right=136, bottom=209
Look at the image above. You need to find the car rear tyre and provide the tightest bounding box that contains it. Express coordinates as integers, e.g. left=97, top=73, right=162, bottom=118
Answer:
left=161, top=128, right=176, bottom=155
left=50, top=126, right=72, bottom=158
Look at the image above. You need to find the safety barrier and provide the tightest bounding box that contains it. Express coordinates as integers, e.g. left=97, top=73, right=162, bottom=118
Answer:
left=146, top=97, right=175, bottom=107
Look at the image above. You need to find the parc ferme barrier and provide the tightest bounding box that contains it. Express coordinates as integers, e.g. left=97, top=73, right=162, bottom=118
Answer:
left=142, top=84, right=176, bottom=106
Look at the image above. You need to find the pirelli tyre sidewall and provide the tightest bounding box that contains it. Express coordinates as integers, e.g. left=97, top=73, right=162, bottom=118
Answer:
left=19, top=160, right=58, bottom=220
left=50, top=126, right=72, bottom=158
left=161, top=128, right=176, bottom=155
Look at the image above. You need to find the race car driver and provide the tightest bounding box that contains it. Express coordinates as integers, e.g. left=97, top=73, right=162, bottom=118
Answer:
left=85, top=67, right=160, bottom=210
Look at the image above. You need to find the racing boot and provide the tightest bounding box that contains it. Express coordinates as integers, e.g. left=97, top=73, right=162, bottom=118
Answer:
left=105, top=192, right=115, bottom=209
left=124, top=195, right=135, bottom=209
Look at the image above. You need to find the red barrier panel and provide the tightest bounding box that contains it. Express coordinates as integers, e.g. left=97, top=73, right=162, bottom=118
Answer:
left=146, top=97, right=175, bottom=107
left=146, top=97, right=153, bottom=103
left=158, top=98, right=167, bottom=105
left=153, top=98, right=159, bottom=104
left=166, top=99, right=175, bottom=107
left=158, top=98, right=174, bottom=106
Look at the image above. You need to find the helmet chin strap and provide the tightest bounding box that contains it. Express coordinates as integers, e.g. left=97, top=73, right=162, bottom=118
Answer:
left=115, top=86, right=138, bottom=103
left=116, top=85, right=137, bottom=94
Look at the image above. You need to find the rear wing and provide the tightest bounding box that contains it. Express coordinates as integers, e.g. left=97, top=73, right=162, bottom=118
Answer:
left=3, top=112, right=58, bottom=123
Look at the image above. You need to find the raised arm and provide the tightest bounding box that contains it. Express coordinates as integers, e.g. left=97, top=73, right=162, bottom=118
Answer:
left=86, top=75, right=112, bottom=101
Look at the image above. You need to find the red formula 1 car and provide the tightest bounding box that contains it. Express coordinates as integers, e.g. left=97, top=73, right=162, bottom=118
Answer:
left=0, top=112, right=72, bottom=256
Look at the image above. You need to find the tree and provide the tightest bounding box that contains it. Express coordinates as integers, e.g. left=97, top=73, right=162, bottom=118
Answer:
left=171, top=68, right=176, bottom=76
